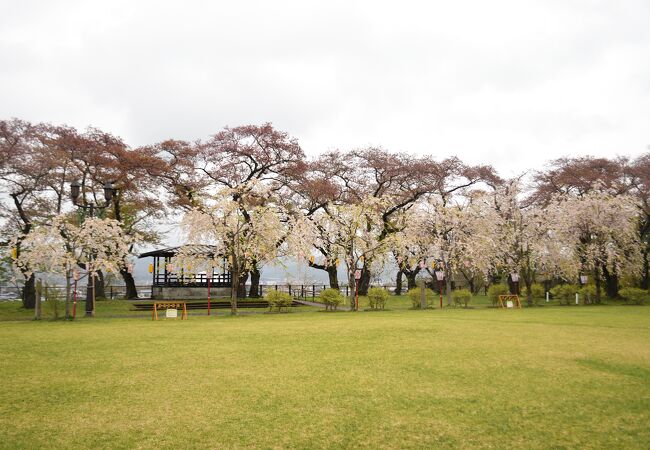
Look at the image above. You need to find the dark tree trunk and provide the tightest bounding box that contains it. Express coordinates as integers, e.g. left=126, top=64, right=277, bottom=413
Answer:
left=22, top=274, right=36, bottom=309
left=406, top=272, right=417, bottom=290
left=237, top=272, right=248, bottom=298
left=95, top=270, right=106, bottom=299
left=395, top=270, right=403, bottom=295
left=120, top=268, right=139, bottom=299
left=602, top=266, right=619, bottom=299
left=307, top=261, right=339, bottom=289
left=358, top=267, right=370, bottom=295
left=249, top=266, right=261, bottom=298
left=524, top=277, right=533, bottom=306
left=403, top=266, right=421, bottom=291
left=327, top=266, right=339, bottom=289
left=230, top=267, right=239, bottom=315
left=594, top=267, right=602, bottom=303
left=641, top=246, right=649, bottom=290
left=468, top=278, right=476, bottom=295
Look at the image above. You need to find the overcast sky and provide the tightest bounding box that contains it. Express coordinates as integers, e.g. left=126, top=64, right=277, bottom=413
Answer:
left=1, top=0, right=649, bottom=176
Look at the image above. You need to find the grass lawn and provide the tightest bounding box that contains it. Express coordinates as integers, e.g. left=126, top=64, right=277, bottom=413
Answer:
left=0, top=304, right=649, bottom=448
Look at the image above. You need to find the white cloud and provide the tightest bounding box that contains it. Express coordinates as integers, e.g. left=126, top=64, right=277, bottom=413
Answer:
left=1, top=0, right=648, bottom=175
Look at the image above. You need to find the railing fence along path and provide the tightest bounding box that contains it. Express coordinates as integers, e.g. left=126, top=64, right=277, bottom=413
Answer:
left=0, top=283, right=405, bottom=301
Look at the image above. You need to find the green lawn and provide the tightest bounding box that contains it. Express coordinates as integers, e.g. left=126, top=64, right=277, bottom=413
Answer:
left=0, top=305, right=648, bottom=448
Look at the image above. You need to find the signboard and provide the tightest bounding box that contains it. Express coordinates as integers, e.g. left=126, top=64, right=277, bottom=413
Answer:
left=166, top=308, right=178, bottom=319
left=354, top=269, right=362, bottom=280
left=506, top=301, right=514, bottom=309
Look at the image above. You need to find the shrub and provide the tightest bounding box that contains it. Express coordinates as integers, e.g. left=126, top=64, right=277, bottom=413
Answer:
left=487, top=284, right=509, bottom=307
left=320, top=288, right=344, bottom=311
left=550, top=284, right=579, bottom=305
left=579, top=284, right=597, bottom=304
left=523, top=283, right=545, bottom=299
left=407, top=287, right=435, bottom=309
left=367, top=287, right=389, bottom=310
left=618, top=287, right=649, bottom=305
left=452, top=288, right=472, bottom=308
left=265, top=290, right=293, bottom=312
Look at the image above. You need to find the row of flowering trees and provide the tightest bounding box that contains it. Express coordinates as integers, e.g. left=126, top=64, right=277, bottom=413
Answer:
left=2, top=118, right=648, bottom=310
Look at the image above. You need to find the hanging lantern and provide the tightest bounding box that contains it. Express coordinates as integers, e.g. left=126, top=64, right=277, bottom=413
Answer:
left=11, top=248, right=17, bottom=259
left=309, top=255, right=315, bottom=263
left=148, top=263, right=153, bottom=273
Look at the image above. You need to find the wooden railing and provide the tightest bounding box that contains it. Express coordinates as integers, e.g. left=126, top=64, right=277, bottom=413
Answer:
left=152, top=272, right=232, bottom=287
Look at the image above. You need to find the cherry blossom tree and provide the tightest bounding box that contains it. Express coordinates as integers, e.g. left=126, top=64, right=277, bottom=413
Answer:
left=9, top=215, right=135, bottom=317
left=311, top=197, right=397, bottom=310
left=551, top=190, right=643, bottom=302
left=626, top=153, right=650, bottom=289
left=175, top=181, right=310, bottom=314
left=487, top=181, right=563, bottom=305
left=397, top=192, right=500, bottom=305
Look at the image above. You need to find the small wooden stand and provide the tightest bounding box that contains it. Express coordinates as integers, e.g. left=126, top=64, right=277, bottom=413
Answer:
left=498, top=295, right=521, bottom=309
left=152, top=301, right=188, bottom=320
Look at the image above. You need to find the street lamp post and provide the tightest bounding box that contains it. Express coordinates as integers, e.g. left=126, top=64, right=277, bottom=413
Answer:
left=70, top=180, right=116, bottom=317
left=435, top=270, right=445, bottom=309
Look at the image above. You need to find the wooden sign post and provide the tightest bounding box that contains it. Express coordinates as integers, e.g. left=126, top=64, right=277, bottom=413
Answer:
left=152, top=301, right=188, bottom=320
left=498, top=294, right=521, bottom=309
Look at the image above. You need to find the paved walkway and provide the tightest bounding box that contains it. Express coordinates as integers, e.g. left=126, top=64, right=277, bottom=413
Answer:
left=293, top=298, right=352, bottom=311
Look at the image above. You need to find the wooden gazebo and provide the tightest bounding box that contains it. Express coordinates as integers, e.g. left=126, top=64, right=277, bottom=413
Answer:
left=139, top=245, right=232, bottom=299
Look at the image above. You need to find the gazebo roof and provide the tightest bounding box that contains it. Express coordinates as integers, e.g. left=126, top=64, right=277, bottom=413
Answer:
left=138, top=244, right=221, bottom=259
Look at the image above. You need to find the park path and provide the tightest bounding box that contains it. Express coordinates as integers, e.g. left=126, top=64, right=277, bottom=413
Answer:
left=293, top=298, right=352, bottom=311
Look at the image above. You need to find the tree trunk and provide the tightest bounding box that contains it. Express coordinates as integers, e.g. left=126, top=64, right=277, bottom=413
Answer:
left=602, top=266, right=619, bottom=299
left=248, top=266, right=261, bottom=298
left=445, top=270, right=453, bottom=306
left=230, top=268, right=239, bottom=315
left=468, top=278, right=476, bottom=295
left=22, top=274, right=36, bottom=309
left=594, top=268, right=602, bottom=303
left=326, top=265, right=339, bottom=289
left=34, top=279, right=42, bottom=320
left=641, top=246, right=649, bottom=290
left=358, top=267, right=370, bottom=296
left=525, top=278, right=533, bottom=306
left=395, top=270, right=403, bottom=295
left=95, top=270, right=106, bottom=299
left=406, top=272, right=417, bottom=291
left=120, top=269, right=139, bottom=299
left=237, top=272, right=248, bottom=298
